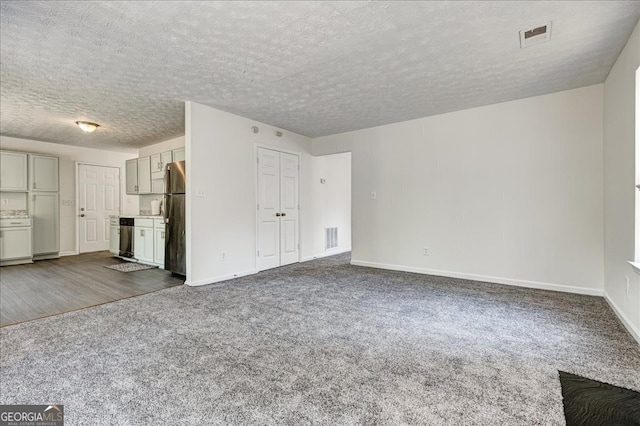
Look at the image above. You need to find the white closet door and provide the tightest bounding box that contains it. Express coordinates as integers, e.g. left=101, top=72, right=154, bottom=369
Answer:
left=257, top=148, right=281, bottom=271
left=279, top=152, right=299, bottom=266
left=256, top=148, right=299, bottom=271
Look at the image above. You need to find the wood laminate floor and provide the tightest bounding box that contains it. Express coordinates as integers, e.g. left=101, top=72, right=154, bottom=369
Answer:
left=0, top=251, right=183, bottom=327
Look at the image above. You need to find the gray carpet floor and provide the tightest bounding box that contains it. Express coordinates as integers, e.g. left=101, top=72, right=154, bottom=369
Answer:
left=1, top=253, right=639, bottom=425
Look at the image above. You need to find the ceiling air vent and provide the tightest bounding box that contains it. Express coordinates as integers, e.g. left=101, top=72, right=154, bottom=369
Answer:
left=520, top=22, right=552, bottom=48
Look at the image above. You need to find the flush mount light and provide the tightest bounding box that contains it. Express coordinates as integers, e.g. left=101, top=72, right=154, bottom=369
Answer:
left=75, top=121, right=100, bottom=133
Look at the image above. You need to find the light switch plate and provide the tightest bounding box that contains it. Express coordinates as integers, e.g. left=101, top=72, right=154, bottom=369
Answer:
left=370, top=191, right=377, bottom=200
left=196, top=188, right=206, bottom=198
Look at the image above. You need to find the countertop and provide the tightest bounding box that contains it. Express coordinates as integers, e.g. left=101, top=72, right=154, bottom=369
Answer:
left=111, top=214, right=163, bottom=219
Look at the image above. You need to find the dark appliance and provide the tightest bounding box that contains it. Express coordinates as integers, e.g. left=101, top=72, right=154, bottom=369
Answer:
left=164, top=161, right=186, bottom=276
left=119, top=217, right=135, bottom=258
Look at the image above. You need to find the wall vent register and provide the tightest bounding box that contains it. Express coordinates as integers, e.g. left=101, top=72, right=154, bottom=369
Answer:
left=325, top=227, right=338, bottom=250
left=520, top=22, right=552, bottom=48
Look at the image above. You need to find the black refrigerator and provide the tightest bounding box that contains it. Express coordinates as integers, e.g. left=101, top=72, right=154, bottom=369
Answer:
left=164, top=161, right=186, bottom=276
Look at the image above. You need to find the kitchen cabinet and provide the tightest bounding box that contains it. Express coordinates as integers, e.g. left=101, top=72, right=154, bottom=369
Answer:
left=126, top=159, right=138, bottom=194
left=137, top=157, right=151, bottom=194
left=30, top=192, right=59, bottom=259
left=126, top=157, right=152, bottom=194
left=0, top=151, right=28, bottom=191
left=154, top=218, right=165, bottom=268
left=109, top=217, right=119, bottom=255
left=29, top=155, right=59, bottom=191
left=134, top=218, right=154, bottom=263
left=172, top=148, right=185, bottom=162
left=151, top=151, right=172, bottom=180
left=0, top=218, right=32, bottom=265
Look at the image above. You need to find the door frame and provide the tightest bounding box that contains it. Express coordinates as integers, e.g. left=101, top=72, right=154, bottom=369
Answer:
left=254, top=143, right=302, bottom=272
left=74, top=162, right=122, bottom=255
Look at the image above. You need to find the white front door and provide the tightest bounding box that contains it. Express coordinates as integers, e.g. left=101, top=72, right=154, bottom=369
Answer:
left=78, top=164, right=120, bottom=253
left=256, top=148, right=299, bottom=271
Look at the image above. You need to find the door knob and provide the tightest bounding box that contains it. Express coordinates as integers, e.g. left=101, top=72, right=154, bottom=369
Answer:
left=80, top=208, right=85, bottom=211
left=281, top=213, right=287, bottom=217
left=275, top=213, right=281, bottom=217
left=80, top=214, right=85, bottom=217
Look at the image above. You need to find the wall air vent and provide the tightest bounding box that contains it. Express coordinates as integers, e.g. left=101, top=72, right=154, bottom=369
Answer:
left=520, top=22, right=552, bottom=48
left=325, top=227, right=338, bottom=250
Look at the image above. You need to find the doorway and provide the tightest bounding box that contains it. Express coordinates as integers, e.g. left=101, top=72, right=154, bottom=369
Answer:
left=77, top=164, right=120, bottom=253
left=256, top=147, right=300, bottom=271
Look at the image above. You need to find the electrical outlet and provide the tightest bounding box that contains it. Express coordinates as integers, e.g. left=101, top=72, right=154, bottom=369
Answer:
left=423, top=247, right=429, bottom=256
left=370, top=191, right=377, bottom=200
left=1, top=199, right=8, bottom=205
left=221, top=252, right=226, bottom=261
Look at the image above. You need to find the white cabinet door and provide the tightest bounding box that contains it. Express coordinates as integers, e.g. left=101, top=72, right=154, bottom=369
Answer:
left=150, top=153, right=162, bottom=179
left=172, top=148, right=185, bottom=162
left=134, top=226, right=154, bottom=263
left=31, top=192, right=59, bottom=255
left=0, top=227, right=32, bottom=260
left=154, top=228, right=165, bottom=267
left=109, top=225, right=120, bottom=255
left=29, top=155, right=59, bottom=191
left=0, top=151, right=28, bottom=191
left=137, top=157, right=151, bottom=194
left=151, top=151, right=172, bottom=180
left=126, top=159, right=138, bottom=194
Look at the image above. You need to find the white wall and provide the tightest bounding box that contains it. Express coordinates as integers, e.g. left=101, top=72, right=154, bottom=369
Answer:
left=302, top=152, right=352, bottom=260
left=0, top=136, right=138, bottom=254
left=186, top=102, right=351, bottom=286
left=313, top=85, right=604, bottom=295
left=603, top=20, right=640, bottom=342
left=138, top=136, right=185, bottom=212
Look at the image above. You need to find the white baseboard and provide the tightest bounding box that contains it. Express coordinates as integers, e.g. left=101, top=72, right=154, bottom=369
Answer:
left=350, top=260, right=604, bottom=297
left=185, top=269, right=256, bottom=287
left=604, top=291, right=640, bottom=344
left=301, top=248, right=351, bottom=262
left=59, top=251, right=78, bottom=257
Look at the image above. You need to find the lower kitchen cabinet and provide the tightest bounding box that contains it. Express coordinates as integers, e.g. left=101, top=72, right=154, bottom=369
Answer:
left=0, top=218, right=32, bottom=266
left=134, top=222, right=154, bottom=264
left=109, top=217, right=119, bottom=255
left=153, top=218, right=165, bottom=268
left=30, top=192, right=59, bottom=259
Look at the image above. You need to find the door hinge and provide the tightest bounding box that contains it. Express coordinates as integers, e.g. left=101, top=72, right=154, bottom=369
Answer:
left=257, top=158, right=259, bottom=164
left=257, top=250, right=260, bottom=256
left=257, top=203, right=259, bottom=210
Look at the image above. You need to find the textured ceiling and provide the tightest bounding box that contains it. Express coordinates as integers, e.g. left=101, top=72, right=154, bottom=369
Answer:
left=1, top=1, right=639, bottom=151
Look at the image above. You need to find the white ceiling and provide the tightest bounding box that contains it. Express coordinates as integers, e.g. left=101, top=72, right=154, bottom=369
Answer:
left=1, top=1, right=639, bottom=151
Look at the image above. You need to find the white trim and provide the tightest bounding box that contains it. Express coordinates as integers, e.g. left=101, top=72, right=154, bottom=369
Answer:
left=185, top=269, right=256, bottom=287
left=350, top=259, right=604, bottom=297
left=604, top=290, right=640, bottom=344
left=301, top=248, right=351, bottom=262
left=628, top=261, right=640, bottom=275
left=59, top=250, right=78, bottom=257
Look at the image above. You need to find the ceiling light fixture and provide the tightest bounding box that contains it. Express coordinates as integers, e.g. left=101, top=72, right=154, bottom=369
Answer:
left=75, top=121, right=100, bottom=133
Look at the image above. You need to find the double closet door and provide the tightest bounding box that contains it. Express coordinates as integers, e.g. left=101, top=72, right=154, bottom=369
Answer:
left=257, top=148, right=299, bottom=271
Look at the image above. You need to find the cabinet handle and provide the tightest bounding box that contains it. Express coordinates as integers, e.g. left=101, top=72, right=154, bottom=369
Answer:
left=161, top=231, right=165, bottom=238
left=141, top=230, right=145, bottom=237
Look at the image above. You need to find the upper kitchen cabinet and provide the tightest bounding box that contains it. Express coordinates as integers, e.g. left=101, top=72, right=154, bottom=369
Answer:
left=172, top=148, right=185, bottom=162
left=29, top=154, right=59, bottom=191
left=137, top=157, right=151, bottom=194
left=126, top=157, right=152, bottom=194
left=125, top=159, right=138, bottom=194
left=151, top=151, right=172, bottom=180
left=0, top=151, right=28, bottom=191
